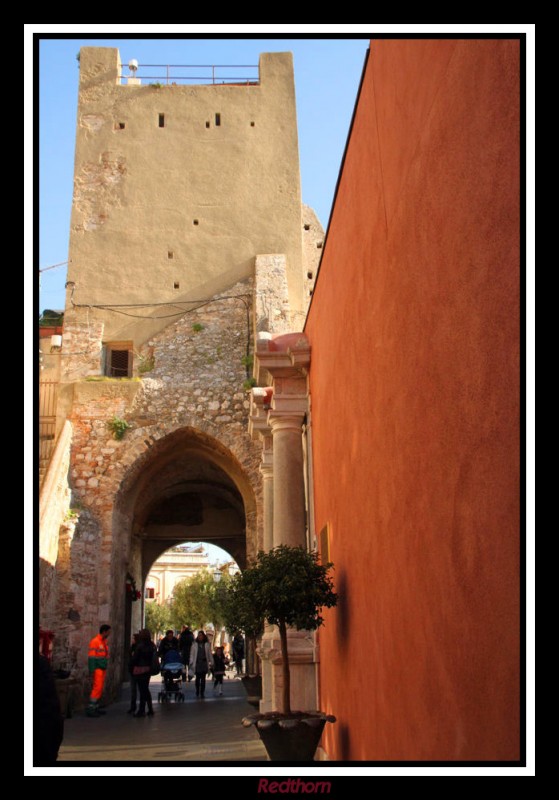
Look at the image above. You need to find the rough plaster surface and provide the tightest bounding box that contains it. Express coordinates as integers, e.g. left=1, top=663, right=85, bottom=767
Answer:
left=301, top=203, right=323, bottom=312
left=254, top=255, right=291, bottom=334
left=65, top=47, right=306, bottom=347
left=306, top=39, right=520, bottom=761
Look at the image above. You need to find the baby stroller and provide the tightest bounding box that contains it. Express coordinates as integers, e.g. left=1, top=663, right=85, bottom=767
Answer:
left=158, top=650, right=185, bottom=703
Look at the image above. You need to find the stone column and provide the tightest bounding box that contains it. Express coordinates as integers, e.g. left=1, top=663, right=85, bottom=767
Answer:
left=269, top=413, right=306, bottom=549
left=257, top=445, right=274, bottom=711
left=260, top=439, right=274, bottom=553
left=249, top=390, right=275, bottom=710
left=253, top=332, right=316, bottom=713
left=249, top=389, right=274, bottom=554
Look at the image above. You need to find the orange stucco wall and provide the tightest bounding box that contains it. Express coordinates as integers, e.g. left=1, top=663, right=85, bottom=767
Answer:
left=305, top=39, right=520, bottom=761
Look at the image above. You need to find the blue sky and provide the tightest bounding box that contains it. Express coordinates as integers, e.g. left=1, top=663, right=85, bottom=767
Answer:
left=38, top=36, right=369, bottom=311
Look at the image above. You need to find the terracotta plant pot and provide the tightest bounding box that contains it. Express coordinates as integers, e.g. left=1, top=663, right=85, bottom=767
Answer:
left=242, top=711, right=336, bottom=761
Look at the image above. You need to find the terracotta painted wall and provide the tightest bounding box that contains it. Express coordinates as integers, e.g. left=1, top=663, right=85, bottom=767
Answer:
left=305, top=39, right=520, bottom=761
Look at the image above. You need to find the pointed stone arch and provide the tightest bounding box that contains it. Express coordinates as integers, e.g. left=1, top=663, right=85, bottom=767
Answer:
left=109, top=425, right=259, bottom=687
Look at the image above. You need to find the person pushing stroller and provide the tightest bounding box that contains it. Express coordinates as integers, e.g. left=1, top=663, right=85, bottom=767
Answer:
left=160, top=642, right=183, bottom=692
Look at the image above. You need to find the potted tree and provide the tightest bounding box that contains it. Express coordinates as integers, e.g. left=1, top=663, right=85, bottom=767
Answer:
left=220, top=578, right=264, bottom=707
left=225, top=545, right=338, bottom=761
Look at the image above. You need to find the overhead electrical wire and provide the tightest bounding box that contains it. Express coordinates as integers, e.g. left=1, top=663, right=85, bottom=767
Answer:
left=43, top=288, right=253, bottom=359
left=39, top=261, right=69, bottom=272
left=68, top=291, right=252, bottom=320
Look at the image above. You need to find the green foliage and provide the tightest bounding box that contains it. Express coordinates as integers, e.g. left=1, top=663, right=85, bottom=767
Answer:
left=145, top=601, right=171, bottom=638
left=222, top=546, right=337, bottom=712
left=150, top=82, right=163, bottom=88
left=107, top=415, right=130, bottom=440
left=191, top=323, right=204, bottom=333
left=211, top=577, right=235, bottom=632
left=242, top=377, right=257, bottom=391
left=138, top=356, right=155, bottom=374
left=170, top=570, right=232, bottom=631
left=229, top=546, right=337, bottom=632
left=221, top=573, right=264, bottom=639
left=65, top=508, right=80, bottom=520
left=241, top=353, right=254, bottom=381
left=39, top=309, right=64, bottom=327
left=223, top=545, right=338, bottom=713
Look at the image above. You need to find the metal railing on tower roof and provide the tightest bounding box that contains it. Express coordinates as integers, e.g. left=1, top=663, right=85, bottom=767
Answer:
left=119, top=63, right=260, bottom=86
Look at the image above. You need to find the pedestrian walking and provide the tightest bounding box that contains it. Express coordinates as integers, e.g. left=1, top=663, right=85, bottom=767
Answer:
left=189, top=630, right=214, bottom=698
left=130, top=628, right=157, bottom=717
left=232, top=632, right=245, bottom=676
left=87, top=624, right=111, bottom=717
left=126, top=633, right=139, bottom=714
left=212, top=646, right=226, bottom=696
left=179, top=624, right=195, bottom=669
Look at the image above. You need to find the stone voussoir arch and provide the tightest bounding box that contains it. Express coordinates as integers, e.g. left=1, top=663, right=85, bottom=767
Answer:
left=106, top=423, right=262, bottom=692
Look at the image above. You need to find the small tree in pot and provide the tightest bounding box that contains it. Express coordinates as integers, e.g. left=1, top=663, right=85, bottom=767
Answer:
left=220, top=575, right=264, bottom=705
left=225, top=545, right=338, bottom=760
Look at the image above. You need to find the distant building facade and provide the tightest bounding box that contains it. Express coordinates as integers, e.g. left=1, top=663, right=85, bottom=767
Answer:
left=144, top=545, right=211, bottom=605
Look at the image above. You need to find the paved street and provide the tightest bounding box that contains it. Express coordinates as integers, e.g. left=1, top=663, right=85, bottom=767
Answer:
left=58, top=676, right=267, bottom=762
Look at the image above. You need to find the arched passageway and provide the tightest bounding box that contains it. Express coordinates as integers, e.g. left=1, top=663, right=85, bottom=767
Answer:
left=110, top=427, right=258, bottom=687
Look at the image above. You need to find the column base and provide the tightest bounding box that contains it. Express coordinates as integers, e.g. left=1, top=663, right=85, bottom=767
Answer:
left=258, top=628, right=318, bottom=712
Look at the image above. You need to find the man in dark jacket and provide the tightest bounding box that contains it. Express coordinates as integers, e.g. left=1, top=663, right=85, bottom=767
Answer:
left=179, top=625, right=195, bottom=666
left=232, top=632, right=245, bottom=675
left=158, top=630, right=180, bottom=660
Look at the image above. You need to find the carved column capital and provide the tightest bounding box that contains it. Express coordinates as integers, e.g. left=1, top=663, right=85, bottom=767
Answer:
left=268, top=412, right=305, bottom=435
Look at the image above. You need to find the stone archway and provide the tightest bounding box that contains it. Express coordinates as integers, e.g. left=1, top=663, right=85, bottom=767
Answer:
left=109, top=426, right=258, bottom=689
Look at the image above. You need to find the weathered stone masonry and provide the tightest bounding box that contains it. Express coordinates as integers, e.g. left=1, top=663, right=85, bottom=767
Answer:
left=51, top=280, right=263, bottom=698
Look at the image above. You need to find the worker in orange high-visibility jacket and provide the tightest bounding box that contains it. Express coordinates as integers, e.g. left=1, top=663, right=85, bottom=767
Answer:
left=87, top=624, right=111, bottom=717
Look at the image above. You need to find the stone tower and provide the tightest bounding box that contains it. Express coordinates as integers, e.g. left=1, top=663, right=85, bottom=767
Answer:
left=65, top=47, right=312, bottom=352
left=40, top=47, right=323, bottom=699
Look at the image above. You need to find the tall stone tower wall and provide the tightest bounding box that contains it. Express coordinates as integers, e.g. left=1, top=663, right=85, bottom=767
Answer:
left=65, top=47, right=308, bottom=350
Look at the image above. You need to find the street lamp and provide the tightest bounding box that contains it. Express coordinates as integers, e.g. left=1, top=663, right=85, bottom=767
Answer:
left=213, top=568, right=222, bottom=584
